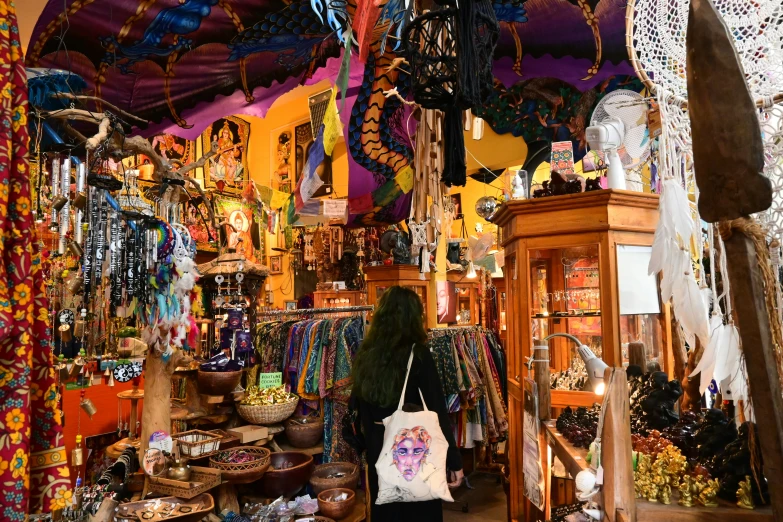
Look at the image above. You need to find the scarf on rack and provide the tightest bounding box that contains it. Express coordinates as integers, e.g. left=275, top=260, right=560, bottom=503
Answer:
left=0, top=3, right=71, bottom=515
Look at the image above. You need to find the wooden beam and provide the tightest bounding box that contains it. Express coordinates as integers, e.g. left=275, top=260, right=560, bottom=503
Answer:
left=601, top=367, right=636, bottom=522
left=721, top=231, right=783, bottom=517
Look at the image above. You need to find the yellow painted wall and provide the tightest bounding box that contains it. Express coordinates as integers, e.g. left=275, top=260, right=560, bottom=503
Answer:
left=240, top=80, right=352, bottom=306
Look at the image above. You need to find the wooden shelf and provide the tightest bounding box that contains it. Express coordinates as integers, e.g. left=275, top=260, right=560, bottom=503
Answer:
left=543, top=423, right=588, bottom=478
left=550, top=389, right=601, bottom=408
left=636, top=495, right=773, bottom=522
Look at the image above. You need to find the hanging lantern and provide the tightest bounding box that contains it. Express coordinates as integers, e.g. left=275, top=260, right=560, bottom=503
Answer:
left=475, top=196, right=499, bottom=220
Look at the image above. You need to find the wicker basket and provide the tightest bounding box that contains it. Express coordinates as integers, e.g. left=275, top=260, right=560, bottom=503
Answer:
left=310, top=462, right=360, bottom=495
left=209, top=446, right=271, bottom=484
left=317, top=488, right=356, bottom=520
left=148, top=466, right=221, bottom=498
left=237, top=395, right=298, bottom=425
left=285, top=416, right=324, bottom=448
left=173, top=430, right=222, bottom=458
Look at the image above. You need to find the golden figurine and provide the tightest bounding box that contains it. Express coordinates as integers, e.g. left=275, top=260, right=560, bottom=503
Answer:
left=659, top=484, right=672, bottom=505
left=737, top=475, right=755, bottom=510
left=699, top=478, right=720, bottom=507
left=678, top=476, right=695, bottom=507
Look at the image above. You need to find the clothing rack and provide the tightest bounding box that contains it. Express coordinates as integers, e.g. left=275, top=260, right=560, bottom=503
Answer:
left=260, top=305, right=374, bottom=316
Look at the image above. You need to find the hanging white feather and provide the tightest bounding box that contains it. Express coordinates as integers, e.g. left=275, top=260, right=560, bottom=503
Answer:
left=665, top=178, right=694, bottom=244
left=690, top=314, right=723, bottom=393
left=672, top=257, right=710, bottom=346
left=718, top=325, right=747, bottom=400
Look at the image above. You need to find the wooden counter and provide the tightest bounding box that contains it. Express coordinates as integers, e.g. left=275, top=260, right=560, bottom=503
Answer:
left=636, top=495, right=773, bottom=522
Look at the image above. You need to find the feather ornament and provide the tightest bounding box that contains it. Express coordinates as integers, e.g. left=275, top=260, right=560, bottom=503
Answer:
left=690, top=314, right=722, bottom=393
left=672, top=270, right=710, bottom=348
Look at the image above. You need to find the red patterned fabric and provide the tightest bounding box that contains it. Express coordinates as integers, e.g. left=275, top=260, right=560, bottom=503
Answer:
left=0, top=2, right=71, bottom=517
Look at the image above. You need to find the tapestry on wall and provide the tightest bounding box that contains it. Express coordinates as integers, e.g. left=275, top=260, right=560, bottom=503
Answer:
left=147, top=134, right=195, bottom=170
left=473, top=75, right=645, bottom=164
left=201, top=116, right=250, bottom=195
left=214, top=196, right=263, bottom=264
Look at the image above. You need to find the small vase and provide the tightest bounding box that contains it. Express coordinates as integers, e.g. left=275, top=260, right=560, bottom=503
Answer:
left=167, top=458, right=192, bottom=482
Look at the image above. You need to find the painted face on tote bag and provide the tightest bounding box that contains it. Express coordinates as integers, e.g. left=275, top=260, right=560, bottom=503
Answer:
left=392, top=427, right=431, bottom=481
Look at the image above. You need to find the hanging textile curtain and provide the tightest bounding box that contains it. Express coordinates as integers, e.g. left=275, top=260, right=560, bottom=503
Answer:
left=0, top=2, right=71, bottom=516
left=427, top=327, right=508, bottom=449
left=256, top=314, right=364, bottom=464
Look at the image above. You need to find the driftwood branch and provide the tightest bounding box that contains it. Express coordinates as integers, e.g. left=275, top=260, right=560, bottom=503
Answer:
left=86, top=118, right=112, bottom=150
left=177, top=140, right=218, bottom=177
left=50, top=92, right=149, bottom=125
left=45, top=109, right=218, bottom=232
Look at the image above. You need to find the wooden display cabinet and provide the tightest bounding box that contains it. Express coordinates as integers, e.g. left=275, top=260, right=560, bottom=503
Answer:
left=494, top=277, right=507, bottom=342
left=446, top=272, right=480, bottom=326
left=493, top=190, right=673, bottom=522
left=363, top=264, right=433, bottom=327
left=313, top=290, right=364, bottom=308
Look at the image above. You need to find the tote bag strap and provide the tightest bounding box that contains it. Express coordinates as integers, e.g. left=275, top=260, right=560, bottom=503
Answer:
left=397, top=345, right=431, bottom=412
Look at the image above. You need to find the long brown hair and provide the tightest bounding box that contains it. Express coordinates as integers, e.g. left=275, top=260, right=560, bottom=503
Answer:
left=351, top=286, right=428, bottom=407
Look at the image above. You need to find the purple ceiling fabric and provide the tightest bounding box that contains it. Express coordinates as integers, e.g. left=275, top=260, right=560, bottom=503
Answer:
left=26, top=0, right=634, bottom=225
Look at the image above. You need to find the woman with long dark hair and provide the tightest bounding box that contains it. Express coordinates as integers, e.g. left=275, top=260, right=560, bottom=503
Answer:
left=350, top=286, right=463, bottom=522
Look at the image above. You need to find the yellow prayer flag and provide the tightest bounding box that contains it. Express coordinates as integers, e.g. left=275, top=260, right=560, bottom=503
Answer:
left=322, top=88, right=341, bottom=156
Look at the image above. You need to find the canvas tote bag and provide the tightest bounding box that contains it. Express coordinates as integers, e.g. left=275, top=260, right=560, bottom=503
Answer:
left=375, top=347, right=454, bottom=504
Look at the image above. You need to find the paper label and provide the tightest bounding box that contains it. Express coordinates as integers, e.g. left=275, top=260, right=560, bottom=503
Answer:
left=258, top=372, right=282, bottom=389
left=551, top=141, right=575, bottom=176
left=323, top=199, right=348, bottom=217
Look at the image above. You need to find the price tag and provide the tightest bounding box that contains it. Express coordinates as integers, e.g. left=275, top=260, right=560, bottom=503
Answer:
left=258, top=372, right=282, bottom=389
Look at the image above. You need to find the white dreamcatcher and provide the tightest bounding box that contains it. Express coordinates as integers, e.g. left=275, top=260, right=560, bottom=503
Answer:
left=629, top=0, right=783, bottom=403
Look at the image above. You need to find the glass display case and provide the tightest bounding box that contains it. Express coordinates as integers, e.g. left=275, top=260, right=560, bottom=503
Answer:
left=494, top=190, right=669, bottom=521
left=447, top=272, right=480, bottom=326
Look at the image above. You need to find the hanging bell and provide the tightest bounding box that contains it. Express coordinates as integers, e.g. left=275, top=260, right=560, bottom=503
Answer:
left=108, top=373, right=115, bottom=387
left=72, top=191, right=87, bottom=210
left=67, top=240, right=84, bottom=258
left=52, top=195, right=69, bottom=211
left=71, top=435, right=84, bottom=466
left=74, top=319, right=85, bottom=338
left=80, top=397, right=98, bottom=417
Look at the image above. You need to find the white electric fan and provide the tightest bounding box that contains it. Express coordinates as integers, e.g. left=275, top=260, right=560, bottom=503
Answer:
left=585, top=90, right=651, bottom=191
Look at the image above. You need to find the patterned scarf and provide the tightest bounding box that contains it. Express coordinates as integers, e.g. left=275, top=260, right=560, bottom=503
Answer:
left=0, top=3, right=70, bottom=516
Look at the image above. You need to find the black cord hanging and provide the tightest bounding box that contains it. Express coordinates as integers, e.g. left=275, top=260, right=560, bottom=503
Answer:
left=404, top=0, right=499, bottom=187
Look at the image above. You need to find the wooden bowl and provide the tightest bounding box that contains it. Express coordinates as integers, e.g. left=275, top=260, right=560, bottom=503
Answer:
left=317, top=488, right=356, bottom=520
left=310, top=462, right=360, bottom=495
left=260, top=451, right=314, bottom=498
left=197, top=369, right=242, bottom=396
left=285, top=416, right=324, bottom=448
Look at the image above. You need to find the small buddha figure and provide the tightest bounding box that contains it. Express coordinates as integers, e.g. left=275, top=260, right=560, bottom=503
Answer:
left=699, top=478, right=720, bottom=507
left=659, top=483, right=672, bottom=505
left=737, top=475, right=755, bottom=510
left=678, top=476, right=695, bottom=507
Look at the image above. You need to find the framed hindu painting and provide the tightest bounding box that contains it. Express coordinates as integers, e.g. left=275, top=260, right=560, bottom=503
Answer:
left=185, top=196, right=218, bottom=252
left=202, top=116, right=250, bottom=194
left=271, top=127, right=294, bottom=194
left=294, top=120, right=332, bottom=198
left=214, top=195, right=264, bottom=264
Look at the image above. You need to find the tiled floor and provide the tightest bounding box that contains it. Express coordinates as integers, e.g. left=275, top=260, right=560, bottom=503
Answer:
left=443, top=473, right=508, bottom=522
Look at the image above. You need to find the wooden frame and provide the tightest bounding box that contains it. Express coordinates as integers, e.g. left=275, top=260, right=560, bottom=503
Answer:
left=363, top=265, right=433, bottom=328
left=269, top=255, right=283, bottom=274
left=493, top=190, right=672, bottom=522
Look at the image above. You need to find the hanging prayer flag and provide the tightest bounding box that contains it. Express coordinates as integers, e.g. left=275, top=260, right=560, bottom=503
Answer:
left=297, top=126, right=326, bottom=207
left=352, top=0, right=381, bottom=62
left=336, top=28, right=353, bottom=110
left=322, top=89, right=341, bottom=156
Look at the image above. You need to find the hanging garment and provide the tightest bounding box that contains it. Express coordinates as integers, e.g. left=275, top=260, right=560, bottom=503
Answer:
left=0, top=3, right=71, bottom=515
